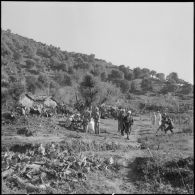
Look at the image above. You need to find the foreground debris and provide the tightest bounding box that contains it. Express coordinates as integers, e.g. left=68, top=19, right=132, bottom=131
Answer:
left=2, top=143, right=117, bottom=194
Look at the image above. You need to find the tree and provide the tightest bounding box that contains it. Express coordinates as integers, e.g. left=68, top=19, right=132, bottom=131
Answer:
left=161, top=79, right=178, bottom=94
left=79, top=74, right=100, bottom=108
left=141, top=78, right=153, bottom=91
left=25, top=76, right=37, bottom=94
left=63, top=73, right=72, bottom=86
left=166, top=72, right=179, bottom=83
left=156, top=73, right=165, bottom=81
left=68, top=66, right=74, bottom=74
left=129, top=81, right=137, bottom=92
left=118, top=80, right=130, bottom=93
left=90, top=66, right=101, bottom=77
left=108, top=69, right=124, bottom=80
left=119, top=65, right=134, bottom=80
left=49, top=80, right=60, bottom=96
left=179, top=82, right=192, bottom=94
left=26, top=59, right=35, bottom=68
left=142, top=68, right=150, bottom=78
left=54, top=72, right=72, bottom=86
left=97, top=82, right=121, bottom=105
left=9, top=82, right=25, bottom=101
left=125, top=72, right=134, bottom=81
left=100, top=72, right=107, bottom=82
left=150, top=70, right=157, bottom=78
left=37, top=74, right=49, bottom=88
left=133, top=67, right=142, bottom=79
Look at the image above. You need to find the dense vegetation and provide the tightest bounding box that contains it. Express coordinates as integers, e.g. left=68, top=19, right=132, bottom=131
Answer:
left=1, top=29, right=193, bottom=111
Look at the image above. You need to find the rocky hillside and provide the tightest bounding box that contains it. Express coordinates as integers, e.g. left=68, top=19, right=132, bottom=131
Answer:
left=1, top=29, right=193, bottom=111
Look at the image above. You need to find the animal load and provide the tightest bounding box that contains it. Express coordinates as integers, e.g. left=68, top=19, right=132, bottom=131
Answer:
left=62, top=114, right=83, bottom=130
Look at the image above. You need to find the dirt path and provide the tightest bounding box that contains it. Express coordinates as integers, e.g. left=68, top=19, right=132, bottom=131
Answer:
left=86, top=117, right=151, bottom=194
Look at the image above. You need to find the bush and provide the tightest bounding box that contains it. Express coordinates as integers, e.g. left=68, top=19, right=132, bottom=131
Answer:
left=25, top=76, right=37, bottom=94
left=9, top=82, right=25, bottom=101
left=132, top=156, right=194, bottom=193
left=182, top=124, right=193, bottom=133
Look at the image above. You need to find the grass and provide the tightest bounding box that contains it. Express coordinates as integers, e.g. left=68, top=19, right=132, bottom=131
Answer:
left=1, top=114, right=194, bottom=194
left=130, top=155, right=194, bottom=194
left=135, top=124, right=194, bottom=194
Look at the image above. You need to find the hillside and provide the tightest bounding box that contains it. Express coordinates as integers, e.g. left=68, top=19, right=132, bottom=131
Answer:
left=1, top=29, right=193, bottom=194
left=1, top=29, right=193, bottom=111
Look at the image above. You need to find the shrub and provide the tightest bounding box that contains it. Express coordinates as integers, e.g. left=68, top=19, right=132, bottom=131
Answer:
left=132, top=156, right=194, bottom=193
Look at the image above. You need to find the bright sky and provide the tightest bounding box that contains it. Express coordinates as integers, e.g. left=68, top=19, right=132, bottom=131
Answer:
left=1, top=2, right=194, bottom=84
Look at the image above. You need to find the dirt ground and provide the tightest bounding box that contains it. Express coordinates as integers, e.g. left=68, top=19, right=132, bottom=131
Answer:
left=1, top=114, right=193, bottom=194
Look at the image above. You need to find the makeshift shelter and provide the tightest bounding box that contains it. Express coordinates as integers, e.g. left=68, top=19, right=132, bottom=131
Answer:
left=19, top=94, right=34, bottom=109
left=43, top=97, right=57, bottom=109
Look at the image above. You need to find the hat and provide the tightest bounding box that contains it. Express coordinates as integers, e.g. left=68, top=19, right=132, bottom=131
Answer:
left=127, top=110, right=131, bottom=114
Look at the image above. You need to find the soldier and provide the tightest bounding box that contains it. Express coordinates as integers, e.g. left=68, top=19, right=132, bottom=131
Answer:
left=118, top=108, right=125, bottom=133
left=151, top=112, right=157, bottom=127
left=93, top=107, right=100, bottom=134
left=164, top=116, right=174, bottom=134
left=122, top=110, right=134, bottom=140
left=82, top=107, right=92, bottom=133
left=156, top=112, right=168, bottom=135
left=156, top=111, right=162, bottom=126
left=117, top=107, right=122, bottom=132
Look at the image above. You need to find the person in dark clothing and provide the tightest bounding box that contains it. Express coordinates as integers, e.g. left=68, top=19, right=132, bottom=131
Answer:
left=164, top=117, right=174, bottom=134
left=156, top=113, right=168, bottom=135
left=122, top=110, right=134, bottom=140
left=118, top=108, right=126, bottom=133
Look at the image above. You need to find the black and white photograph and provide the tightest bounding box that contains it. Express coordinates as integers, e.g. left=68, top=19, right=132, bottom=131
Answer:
left=1, top=2, right=194, bottom=194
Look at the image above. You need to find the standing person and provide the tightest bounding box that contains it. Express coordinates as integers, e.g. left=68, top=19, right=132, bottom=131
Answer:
left=118, top=109, right=126, bottom=134
left=164, top=116, right=174, bottom=134
left=156, top=111, right=162, bottom=126
left=122, top=110, right=134, bottom=140
left=93, top=107, right=100, bottom=134
left=156, top=112, right=168, bottom=135
left=117, top=107, right=122, bottom=132
left=82, top=107, right=91, bottom=133
left=151, top=112, right=157, bottom=126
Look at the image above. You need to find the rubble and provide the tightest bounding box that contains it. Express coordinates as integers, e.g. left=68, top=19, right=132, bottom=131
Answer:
left=2, top=143, right=116, bottom=193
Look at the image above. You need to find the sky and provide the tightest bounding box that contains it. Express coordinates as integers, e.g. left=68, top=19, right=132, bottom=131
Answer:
left=1, top=2, right=194, bottom=84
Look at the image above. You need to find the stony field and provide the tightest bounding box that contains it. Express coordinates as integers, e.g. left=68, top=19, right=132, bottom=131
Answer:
left=1, top=114, right=194, bottom=194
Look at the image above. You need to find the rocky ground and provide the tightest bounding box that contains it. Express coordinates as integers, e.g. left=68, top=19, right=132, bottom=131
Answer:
left=1, top=114, right=194, bottom=194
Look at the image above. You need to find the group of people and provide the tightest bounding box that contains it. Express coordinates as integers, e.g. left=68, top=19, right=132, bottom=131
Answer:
left=82, top=106, right=100, bottom=134
left=117, top=108, right=134, bottom=140
left=151, top=111, right=174, bottom=134
left=81, top=106, right=134, bottom=140
left=77, top=106, right=174, bottom=138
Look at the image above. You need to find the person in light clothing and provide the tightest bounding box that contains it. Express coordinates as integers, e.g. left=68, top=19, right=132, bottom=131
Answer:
left=93, top=107, right=100, bottom=134
left=151, top=112, right=157, bottom=126
left=82, top=107, right=91, bottom=133
left=156, top=111, right=162, bottom=126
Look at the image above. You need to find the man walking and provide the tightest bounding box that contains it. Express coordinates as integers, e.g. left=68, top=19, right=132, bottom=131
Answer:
left=93, top=107, right=100, bottom=134
left=156, top=112, right=168, bottom=135
left=117, top=107, right=122, bottom=132
left=122, top=110, right=134, bottom=140
left=118, top=108, right=126, bottom=134
left=83, top=107, right=91, bottom=133
left=156, top=111, right=162, bottom=126
left=164, top=116, right=174, bottom=134
left=151, top=112, right=157, bottom=127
